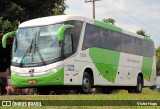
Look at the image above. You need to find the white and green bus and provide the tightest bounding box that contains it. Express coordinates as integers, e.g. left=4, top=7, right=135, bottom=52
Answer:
left=2, top=15, right=156, bottom=94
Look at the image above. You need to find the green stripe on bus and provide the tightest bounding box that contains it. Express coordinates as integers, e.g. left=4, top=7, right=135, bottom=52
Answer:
left=11, top=69, right=64, bottom=88
left=94, top=20, right=123, bottom=33
left=141, top=57, right=153, bottom=81
left=89, top=48, right=120, bottom=83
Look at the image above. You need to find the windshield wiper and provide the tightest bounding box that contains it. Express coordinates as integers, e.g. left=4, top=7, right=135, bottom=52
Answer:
left=19, top=28, right=46, bottom=67
left=33, top=30, right=46, bottom=65
left=19, top=39, right=34, bottom=67
left=34, top=44, right=46, bottom=65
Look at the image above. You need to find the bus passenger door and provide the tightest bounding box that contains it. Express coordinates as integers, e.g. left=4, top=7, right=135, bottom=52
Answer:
left=63, top=33, right=79, bottom=85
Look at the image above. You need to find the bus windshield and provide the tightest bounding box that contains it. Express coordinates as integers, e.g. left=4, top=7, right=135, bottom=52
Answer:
left=12, top=24, right=62, bottom=65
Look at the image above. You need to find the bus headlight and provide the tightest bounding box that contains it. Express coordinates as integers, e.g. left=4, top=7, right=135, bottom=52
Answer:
left=52, top=65, right=63, bottom=72
left=46, top=69, right=52, bottom=74
left=46, top=65, right=63, bottom=74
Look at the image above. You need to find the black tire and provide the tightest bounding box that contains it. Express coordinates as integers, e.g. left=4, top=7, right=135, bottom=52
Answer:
left=128, top=76, right=143, bottom=93
left=135, top=76, right=143, bottom=93
left=81, top=72, right=92, bottom=94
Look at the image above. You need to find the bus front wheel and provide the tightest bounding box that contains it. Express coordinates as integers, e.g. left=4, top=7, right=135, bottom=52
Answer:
left=81, top=72, right=92, bottom=94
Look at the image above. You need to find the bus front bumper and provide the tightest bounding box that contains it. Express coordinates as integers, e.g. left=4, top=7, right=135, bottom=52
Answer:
left=11, top=69, right=64, bottom=88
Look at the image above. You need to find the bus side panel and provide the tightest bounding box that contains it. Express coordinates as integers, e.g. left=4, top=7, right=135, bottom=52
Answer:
left=74, top=49, right=101, bottom=85
left=142, top=56, right=154, bottom=86
left=118, top=53, right=143, bottom=86
left=151, top=56, right=157, bottom=85
left=115, top=65, right=124, bottom=85
left=143, top=56, right=156, bottom=86
left=89, top=48, right=120, bottom=86
left=63, top=57, right=80, bottom=85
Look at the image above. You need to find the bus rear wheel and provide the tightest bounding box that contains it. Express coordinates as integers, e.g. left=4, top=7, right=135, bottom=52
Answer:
left=128, top=76, right=143, bottom=93
left=81, top=72, right=92, bottom=94
left=135, top=76, right=143, bottom=93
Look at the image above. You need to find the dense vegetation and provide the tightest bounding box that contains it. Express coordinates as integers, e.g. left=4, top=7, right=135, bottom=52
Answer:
left=0, top=0, right=66, bottom=34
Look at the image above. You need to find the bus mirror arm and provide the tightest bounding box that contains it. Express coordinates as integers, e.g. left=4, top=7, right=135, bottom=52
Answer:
left=59, top=41, right=62, bottom=47
left=58, top=24, right=74, bottom=41
left=2, top=31, right=16, bottom=48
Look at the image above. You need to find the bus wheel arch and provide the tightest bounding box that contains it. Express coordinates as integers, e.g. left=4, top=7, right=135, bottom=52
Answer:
left=136, top=73, right=143, bottom=93
left=138, top=73, right=144, bottom=87
left=80, top=68, right=94, bottom=94
left=84, top=68, right=94, bottom=86
left=128, top=73, right=143, bottom=93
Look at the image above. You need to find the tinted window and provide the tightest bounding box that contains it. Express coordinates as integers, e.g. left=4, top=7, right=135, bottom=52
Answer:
left=143, top=40, right=149, bottom=56
left=99, top=28, right=113, bottom=50
left=82, top=23, right=154, bottom=57
left=125, top=35, right=136, bottom=54
left=148, top=41, right=154, bottom=57
left=112, top=32, right=125, bottom=52
left=136, top=38, right=143, bottom=56
left=83, top=24, right=99, bottom=49
left=65, top=21, right=83, bottom=53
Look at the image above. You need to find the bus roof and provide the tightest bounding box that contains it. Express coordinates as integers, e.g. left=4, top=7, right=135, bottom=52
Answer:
left=19, top=15, right=85, bottom=28
left=19, top=15, right=152, bottom=41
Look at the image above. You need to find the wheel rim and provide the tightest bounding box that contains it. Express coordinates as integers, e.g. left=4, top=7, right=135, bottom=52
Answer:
left=138, top=82, right=142, bottom=91
left=83, top=77, right=90, bottom=91
left=137, top=79, right=142, bottom=92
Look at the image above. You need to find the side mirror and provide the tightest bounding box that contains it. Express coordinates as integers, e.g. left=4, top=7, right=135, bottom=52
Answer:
left=2, top=31, right=16, bottom=48
left=58, top=24, right=74, bottom=41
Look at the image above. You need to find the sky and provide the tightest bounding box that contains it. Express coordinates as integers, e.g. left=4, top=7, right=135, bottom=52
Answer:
left=65, top=0, right=160, bottom=48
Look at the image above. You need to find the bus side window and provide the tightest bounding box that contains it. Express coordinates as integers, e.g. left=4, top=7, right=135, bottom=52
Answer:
left=82, top=24, right=99, bottom=50
left=64, top=34, right=73, bottom=58
left=99, top=29, right=113, bottom=50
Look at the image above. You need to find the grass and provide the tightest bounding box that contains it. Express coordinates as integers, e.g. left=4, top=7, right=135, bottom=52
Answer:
left=0, top=88, right=160, bottom=109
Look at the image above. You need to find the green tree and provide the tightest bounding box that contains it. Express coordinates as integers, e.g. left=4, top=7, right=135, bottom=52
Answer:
left=103, top=18, right=116, bottom=25
left=0, top=17, right=18, bottom=34
left=0, top=0, right=66, bottom=33
left=136, top=30, right=146, bottom=36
